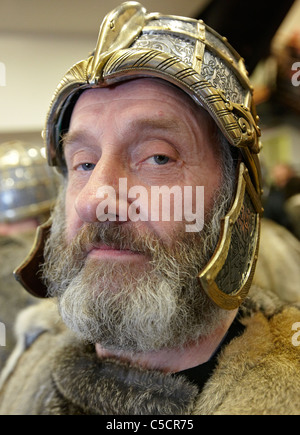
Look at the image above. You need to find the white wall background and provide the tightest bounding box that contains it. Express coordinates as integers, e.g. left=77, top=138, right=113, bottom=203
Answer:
left=0, top=33, right=94, bottom=133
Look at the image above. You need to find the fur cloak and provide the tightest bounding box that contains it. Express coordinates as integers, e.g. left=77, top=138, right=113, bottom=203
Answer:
left=0, top=219, right=299, bottom=415
left=0, top=295, right=299, bottom=415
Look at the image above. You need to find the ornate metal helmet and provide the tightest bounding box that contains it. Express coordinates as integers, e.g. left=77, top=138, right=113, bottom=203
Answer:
left=0, top=140, right=58, bottom=223
left=16, top=2, right=264, bottom=310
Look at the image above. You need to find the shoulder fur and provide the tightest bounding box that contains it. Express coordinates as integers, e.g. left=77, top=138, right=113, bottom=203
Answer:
left=194, top=306, right=300, bottom=414
left=0, top=299, right=64, bottom=388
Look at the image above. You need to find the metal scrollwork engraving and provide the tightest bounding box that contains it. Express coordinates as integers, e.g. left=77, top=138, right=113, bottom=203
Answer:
left=200, top=50, right=245, bottom=104
left=132, top=33, right=195, bottom=66
left=215, top=191, right=256, bottom=295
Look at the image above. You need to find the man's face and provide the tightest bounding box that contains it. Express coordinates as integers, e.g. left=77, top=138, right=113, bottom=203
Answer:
left=43, top=78, right=233, bottom=352
left=64, top=78, right=222, bottom=247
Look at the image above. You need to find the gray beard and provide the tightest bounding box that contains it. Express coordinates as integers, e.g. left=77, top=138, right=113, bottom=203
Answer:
left=42, top=178, right=233, bottom=352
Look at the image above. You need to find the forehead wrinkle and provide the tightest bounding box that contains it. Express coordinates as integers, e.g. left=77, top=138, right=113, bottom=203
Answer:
left=63, top=115, right=184, bottom=151
left=126, top=117, right=182, bottom=136
left=62, top=81, right=214, bottom=156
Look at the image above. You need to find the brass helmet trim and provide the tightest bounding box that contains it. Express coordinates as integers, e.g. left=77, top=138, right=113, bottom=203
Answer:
left=15, top=2, right=264, bottom=310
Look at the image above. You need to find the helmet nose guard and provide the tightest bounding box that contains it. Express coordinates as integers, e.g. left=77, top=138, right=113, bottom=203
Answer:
left=21, top=2, right=263, bottom=309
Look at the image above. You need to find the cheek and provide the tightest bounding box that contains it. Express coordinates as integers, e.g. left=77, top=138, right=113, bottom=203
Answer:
left=204, top=176, right=221, bottom=212
left=186, top=166, right=222, bottom=215
left=207, top=159, right=223, bottom=209
left=146, top=220, right=186, bottom=245
left=65, top=184, right=81, bottom=242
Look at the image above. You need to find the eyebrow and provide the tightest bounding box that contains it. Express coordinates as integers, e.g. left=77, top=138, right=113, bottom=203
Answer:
left=62, top=116, right=184, bottom=151
left=62, top=131, right=92, bottom=150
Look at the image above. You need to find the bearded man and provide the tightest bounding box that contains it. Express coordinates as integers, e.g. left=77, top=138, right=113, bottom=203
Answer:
left=0, top=2, right=299, bottom=415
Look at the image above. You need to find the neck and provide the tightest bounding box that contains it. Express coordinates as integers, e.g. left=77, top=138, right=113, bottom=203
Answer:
left=95, top=309, right=238, bottom=373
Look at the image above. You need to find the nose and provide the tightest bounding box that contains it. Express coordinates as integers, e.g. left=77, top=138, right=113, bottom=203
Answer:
left=74, top=154, right=129, bottom=224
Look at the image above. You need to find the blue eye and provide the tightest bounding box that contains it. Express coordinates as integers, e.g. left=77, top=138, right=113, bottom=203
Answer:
left=153, top=155, right=170, bottom=165
left=80, top=163, right=96, bottom=171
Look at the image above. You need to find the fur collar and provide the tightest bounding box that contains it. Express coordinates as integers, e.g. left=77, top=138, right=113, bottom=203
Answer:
left=51, top=342, right=199, bottom=414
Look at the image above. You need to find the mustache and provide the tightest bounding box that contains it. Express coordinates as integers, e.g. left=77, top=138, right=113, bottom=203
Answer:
left=43, top=221, right=166, bottom=292
left=65, top=221, right=172, bottom=264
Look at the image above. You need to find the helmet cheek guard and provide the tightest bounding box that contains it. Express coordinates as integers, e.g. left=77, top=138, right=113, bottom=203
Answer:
left=16, top=2, right=264, bottom=309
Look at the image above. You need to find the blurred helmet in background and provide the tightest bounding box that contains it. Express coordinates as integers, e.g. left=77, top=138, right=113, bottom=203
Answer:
left=0, top=140, right=59, bottom=223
